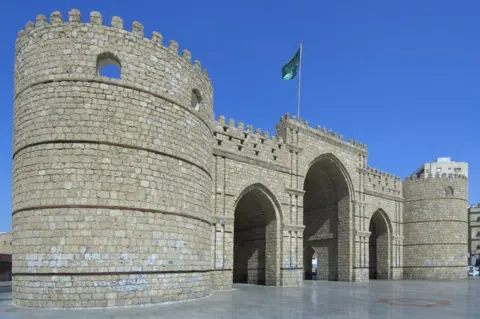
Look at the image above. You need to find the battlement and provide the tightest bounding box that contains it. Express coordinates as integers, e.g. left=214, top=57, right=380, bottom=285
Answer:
left=17, top=9, right=209, bottom=80
left=366, top=167, right=402, bottom=181
left=363, top=167, right=402, bottom=198
left=15, top=10, right=213, bottom=122
left=278, top=113, right=367, bottom=153
left=213, top=115, right=289, bottom=166
left=404, top=173, right=468, bottom=182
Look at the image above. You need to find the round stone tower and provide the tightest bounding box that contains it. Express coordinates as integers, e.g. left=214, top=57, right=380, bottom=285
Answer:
left=403, top=173, right=468, bottom=280
left=13, top=10, right=214, bottom=308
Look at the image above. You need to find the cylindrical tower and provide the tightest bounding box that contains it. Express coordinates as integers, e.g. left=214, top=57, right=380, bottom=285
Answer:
left=403, top=173, right=468, bottom=280
left=13, top=10, right=214, bottom=308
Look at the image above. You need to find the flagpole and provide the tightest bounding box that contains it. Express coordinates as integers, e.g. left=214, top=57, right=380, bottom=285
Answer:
left=297, top=42, right=303, bottom=123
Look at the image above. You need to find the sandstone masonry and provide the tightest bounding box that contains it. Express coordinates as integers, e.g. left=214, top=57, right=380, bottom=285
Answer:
left=12, top=9, right=469, bottom=308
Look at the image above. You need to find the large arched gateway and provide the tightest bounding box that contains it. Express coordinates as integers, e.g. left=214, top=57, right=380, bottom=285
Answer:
left=233, top=184, right=280, bottom=286
left=303, top=154, right=353, bottom=281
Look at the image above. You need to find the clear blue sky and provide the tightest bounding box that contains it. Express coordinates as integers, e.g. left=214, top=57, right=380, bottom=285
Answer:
left=0, top=0, right=478, bottom=231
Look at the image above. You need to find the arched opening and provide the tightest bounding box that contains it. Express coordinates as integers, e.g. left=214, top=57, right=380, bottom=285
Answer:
left=444, top=186, right=454, bottom=196
left=303, top=246, right=318, bottom=280
left=368, top=210, right=391, bottom=279
left=233, top=186, right=278, bottom=285
left=303, top=154, right=351, bottom=281
left=97, top=52, right=121, bottom=79
left=191, top=89, right=202, bottom=111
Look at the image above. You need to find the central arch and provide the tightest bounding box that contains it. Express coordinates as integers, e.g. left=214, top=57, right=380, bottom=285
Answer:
left=303, top=153, right=353, bottom=281
left=233, top=184, right=280, bottom=286
left=369, top=209, right=392, bottom=279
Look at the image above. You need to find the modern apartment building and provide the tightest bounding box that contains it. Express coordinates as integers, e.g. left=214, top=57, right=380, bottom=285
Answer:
left=413, top=157, right=468, bottom=177
left=468, top=204, right=480, bottom=255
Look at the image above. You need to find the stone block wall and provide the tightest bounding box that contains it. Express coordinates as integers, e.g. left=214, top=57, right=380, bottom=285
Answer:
left=403, top=174, right=468, bottom=280
left=363, top=168, right=403, bottom=199
left=13, top=9, right=214, bottom=308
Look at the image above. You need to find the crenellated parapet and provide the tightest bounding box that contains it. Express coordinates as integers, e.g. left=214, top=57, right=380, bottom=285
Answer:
left=404, top=173, right=468, bottom=182
left=366, top=167, right=402, bottom=181
left=213, top=115, right=289, bottom=166
left=15, top=9, right=213, bottom=125
left=277, top=113, right=367, bottom=154
left=362, top=167, right=402, bottom=198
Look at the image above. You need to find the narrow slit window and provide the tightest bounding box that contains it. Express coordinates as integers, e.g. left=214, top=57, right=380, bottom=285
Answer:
left=191, top=89, right=202, bottom=111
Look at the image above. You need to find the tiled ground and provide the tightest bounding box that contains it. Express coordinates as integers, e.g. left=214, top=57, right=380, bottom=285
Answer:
left=1, top=279, right=480, bottom=318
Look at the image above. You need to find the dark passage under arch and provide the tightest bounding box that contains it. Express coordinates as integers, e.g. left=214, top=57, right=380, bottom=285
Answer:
left=369, top=210, right=391, bottom=279
left=303, top=154, right=351, bottom=281
left=233, top=187, right=278, bottom=285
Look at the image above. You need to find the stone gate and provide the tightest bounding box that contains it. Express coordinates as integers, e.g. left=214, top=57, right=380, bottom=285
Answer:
left=12, top=9, right=468, bottom=308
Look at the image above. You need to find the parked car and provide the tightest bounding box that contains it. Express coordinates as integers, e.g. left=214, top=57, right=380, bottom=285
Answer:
left=467, top=266, right=479, bottom=277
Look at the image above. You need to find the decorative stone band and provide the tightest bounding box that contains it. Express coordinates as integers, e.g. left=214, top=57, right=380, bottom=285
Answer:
left=13, top=268, right=232, bottom=277
left=13, top=139, right=212, bottom=180
left=12, top=204, right=213, bottom=225
left=285, top=144, right=303, bottom=153
left=282, top=224, right=305, bottom=232
left=285, top=188, right=305, bottom=196
left=211, top=215, right=235, bottom=226
left=351, top=200, right=368, bottom=207
left=355, top=230, right=371, bottom=238
left=13, top=78, right=213, bottom=134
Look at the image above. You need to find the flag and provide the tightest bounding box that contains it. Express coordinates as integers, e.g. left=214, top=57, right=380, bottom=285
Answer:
left=281, top=48, right=301, bottom=81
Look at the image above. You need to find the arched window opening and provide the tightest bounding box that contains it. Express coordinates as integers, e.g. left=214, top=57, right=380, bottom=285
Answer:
left=476, top=231, right=480, bottom=237
left=444, top=186, right=454, bottom=196
left=97, top=52, right=121, bottom=79
left=191, top=89, right=202, bottom=111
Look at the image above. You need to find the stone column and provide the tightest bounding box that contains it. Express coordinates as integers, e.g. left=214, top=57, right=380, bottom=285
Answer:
left=352, top=199, right=369, bottom=282
left=391, top=235, right=404, bottom=279
left=354, top=230, right=371, bottom=282
left=211, top=216, right=234, bottom=291
left=281, top=224, right=304, bottom=286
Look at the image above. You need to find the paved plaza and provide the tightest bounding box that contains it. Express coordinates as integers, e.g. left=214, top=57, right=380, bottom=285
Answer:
left=1, top=279, right=480, bottom=318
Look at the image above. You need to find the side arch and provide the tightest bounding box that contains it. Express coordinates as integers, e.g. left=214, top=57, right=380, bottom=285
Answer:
left=368, top=208, right=393, bottom=280
left=368, top=208, right=393, bottom=234
left=232, top=183, right=283, bottom=286
left=233, top=182, right=284, bottom=224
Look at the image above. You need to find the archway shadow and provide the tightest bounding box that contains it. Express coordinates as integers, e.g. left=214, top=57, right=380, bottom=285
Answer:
left=303, top=153, right=353, bottom=282
left=233, top=185, right=280, bottom=286
left=369, top=209, right=392, bottom=280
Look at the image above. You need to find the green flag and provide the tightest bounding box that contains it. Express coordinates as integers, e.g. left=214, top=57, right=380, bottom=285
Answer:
left=281, top=48, right=301, bottom=81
